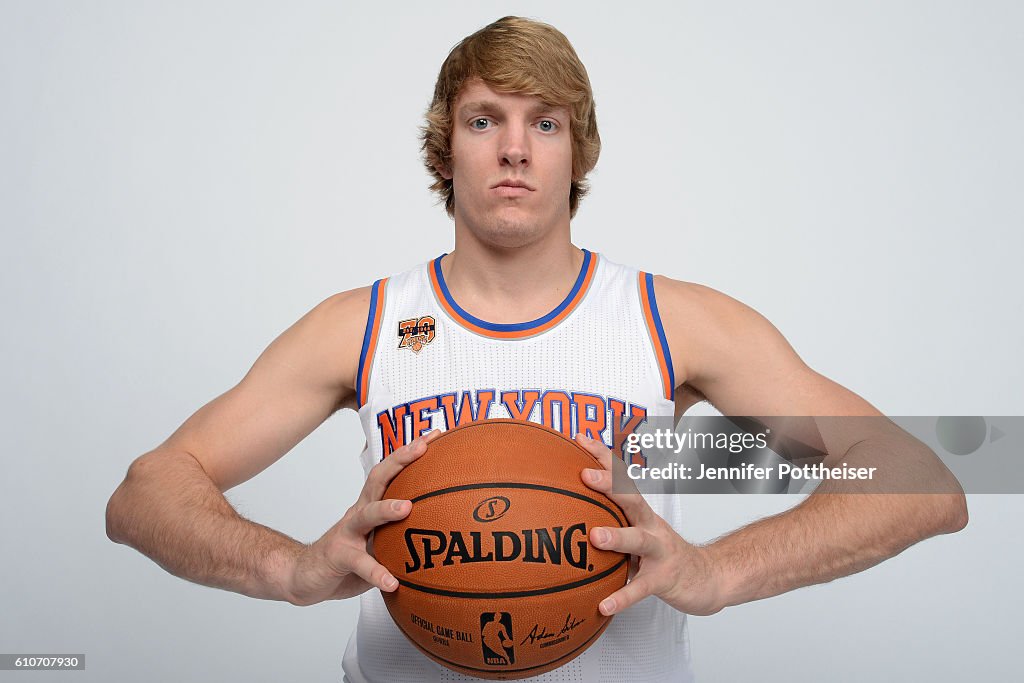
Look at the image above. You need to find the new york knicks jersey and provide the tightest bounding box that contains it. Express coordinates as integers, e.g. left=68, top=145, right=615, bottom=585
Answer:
left=342, top=250, right=695, bottom=683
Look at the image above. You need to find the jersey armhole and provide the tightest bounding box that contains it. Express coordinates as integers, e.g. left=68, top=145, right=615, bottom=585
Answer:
left=356, top=278, right=388, bottom=408
left=638, top=272, right=675, bottom=401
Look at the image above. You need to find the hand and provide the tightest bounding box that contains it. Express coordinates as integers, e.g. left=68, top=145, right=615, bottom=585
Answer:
left=575, top=434, right=725, bottom=617
left=286, top=431, right=440, bottom=606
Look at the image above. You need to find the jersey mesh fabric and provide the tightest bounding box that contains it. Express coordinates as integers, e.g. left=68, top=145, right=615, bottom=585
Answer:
left=344, top=253, right=695, bottom=683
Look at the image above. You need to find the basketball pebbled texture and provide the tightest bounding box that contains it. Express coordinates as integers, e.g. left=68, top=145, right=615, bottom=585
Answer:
left=374, top=419, right=629, bottom=680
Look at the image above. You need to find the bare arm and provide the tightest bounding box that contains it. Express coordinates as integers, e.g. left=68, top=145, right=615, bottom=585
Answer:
left=105, top=287, right=424, bottom=605
left=106, top=449, right=301, bottom=601
left=658, top=278, right=967, bottom=608
left=698, top=443, right=966, bottom=610
left=576, top=277, right=967, bottom=616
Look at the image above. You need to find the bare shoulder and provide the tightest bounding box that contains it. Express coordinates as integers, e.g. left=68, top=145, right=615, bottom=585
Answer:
left=650, top=275, right=801, bottom=390
left=308, top=286, right=374, bottom=339
left=650, top=275, right=883, bottom=417
left=154, top=285, right=376, bottom=491
left=265, top=286, right=375, bottom=405
left=651, top=275, right=760, bottom=326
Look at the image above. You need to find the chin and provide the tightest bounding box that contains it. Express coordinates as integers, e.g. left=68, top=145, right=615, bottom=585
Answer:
left=456, top=205, right=545, bottom=250
left=455, top=195, right=569, bottom=250
left=480, top=214, right=548, bottom=249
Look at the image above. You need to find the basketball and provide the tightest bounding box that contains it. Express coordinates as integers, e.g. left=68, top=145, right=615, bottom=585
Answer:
left=373, top=419, right=629, bottom=679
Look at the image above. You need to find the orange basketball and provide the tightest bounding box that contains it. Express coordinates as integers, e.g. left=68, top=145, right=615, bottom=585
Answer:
left=374, top=419, right=629, bottom=680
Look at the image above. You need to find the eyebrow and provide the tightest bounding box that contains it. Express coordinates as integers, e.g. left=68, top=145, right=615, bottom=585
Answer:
left=457, top=100, right=564, bottom=118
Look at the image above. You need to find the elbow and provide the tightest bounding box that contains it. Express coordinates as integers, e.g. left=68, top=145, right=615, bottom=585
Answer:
left=105, top=482, right=129, bottom=544
left=923, top=449, right=969, bottom=535
left=929, top=484, right=968, bottom=536
left=940, top=468, right=969, bottom=534
left=945, top=493, right=969, bottom=534
left=106, top=455, right=148, bottom=544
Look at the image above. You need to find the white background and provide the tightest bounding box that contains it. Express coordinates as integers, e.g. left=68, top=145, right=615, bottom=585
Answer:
left=2, top=1, right=1021, bottom=681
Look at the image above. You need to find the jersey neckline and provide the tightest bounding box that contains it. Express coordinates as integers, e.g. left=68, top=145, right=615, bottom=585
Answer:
left=428, top=249, right=599, bottom=339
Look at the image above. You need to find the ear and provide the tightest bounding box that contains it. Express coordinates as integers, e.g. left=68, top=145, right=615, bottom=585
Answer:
left=435, top=162, right=453, bottom=181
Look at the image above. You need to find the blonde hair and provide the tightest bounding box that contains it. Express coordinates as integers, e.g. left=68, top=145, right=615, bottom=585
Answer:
left=421, top=16, right=601, bottom=218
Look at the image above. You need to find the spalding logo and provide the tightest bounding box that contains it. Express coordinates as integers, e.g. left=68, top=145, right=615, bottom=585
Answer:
left=473, top=496, right=511, bottom=523
left=403, top=525, right=590, bottom=573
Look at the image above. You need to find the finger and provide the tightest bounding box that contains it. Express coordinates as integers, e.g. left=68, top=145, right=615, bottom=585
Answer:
left=348, top=498, right=412, bottom=536
left=363, top=437, right=428, bottom=498
left=580, top=463, right=655, bottom=526
left=576, top=435, right=642, bottom=497
left=335, top=543, right=400, bottom=593
left=575, top=433, right=614, bottom=471
left=590, top=525, right=659, bottom=558
left=581, top=466, right=610, bottom=490
left=361, top=431, right=439, bottom=503
left=598, top=573, right=655, bottom=616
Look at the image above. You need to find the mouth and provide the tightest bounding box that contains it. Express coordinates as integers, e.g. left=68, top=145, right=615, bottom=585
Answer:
left=492, top=179, right=534, bottom=197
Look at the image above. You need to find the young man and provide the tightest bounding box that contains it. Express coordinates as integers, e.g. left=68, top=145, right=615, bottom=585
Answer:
left=106, top=16, right=968, bottom=682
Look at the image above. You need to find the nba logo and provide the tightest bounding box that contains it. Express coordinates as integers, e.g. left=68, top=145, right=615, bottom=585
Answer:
left=480, top=612, right=515, bottom=666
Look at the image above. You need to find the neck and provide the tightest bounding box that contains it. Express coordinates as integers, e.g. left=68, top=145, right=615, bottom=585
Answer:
left=442, top=225, right=584, bottom=324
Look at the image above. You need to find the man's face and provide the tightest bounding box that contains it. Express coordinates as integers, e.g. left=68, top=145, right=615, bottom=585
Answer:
left=442, top=79, right=573, bottom=248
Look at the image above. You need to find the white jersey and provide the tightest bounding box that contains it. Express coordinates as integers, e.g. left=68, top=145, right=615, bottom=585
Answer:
left=343, top=250, right=695, bottom=682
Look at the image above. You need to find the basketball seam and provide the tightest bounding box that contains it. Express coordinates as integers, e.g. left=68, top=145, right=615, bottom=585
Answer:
left=397, top=418, right=629, bottom=525
left=409, top=482, right=626, bottom=527
left=395, top=557, right=628, bottom=599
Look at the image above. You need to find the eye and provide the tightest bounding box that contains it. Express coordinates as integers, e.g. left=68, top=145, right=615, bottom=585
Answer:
left=471, top=118, right=490, bottom=130
left=537, top=119, right=558, bottom=133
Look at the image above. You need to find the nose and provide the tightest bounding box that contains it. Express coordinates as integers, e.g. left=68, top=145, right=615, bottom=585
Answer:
left=498, top=121, right=530, bottom=169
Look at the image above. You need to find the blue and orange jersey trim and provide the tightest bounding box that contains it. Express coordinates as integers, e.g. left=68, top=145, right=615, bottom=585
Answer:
left=428, top=249, right=599, bottom=340
left=639, top=272, right=675, bottom=400
left=356, top=278, right=388, bottom=408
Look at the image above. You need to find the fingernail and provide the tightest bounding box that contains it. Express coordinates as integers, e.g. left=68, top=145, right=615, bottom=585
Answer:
left=594, top=528, right=610, bottom=545
left=383, top=575, right=398, bottom=590
left=585, top=469, right=601, bottom=484
left=391, top=500, right=405, bottom=512
left=600, top=598, right=616, bottom=615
